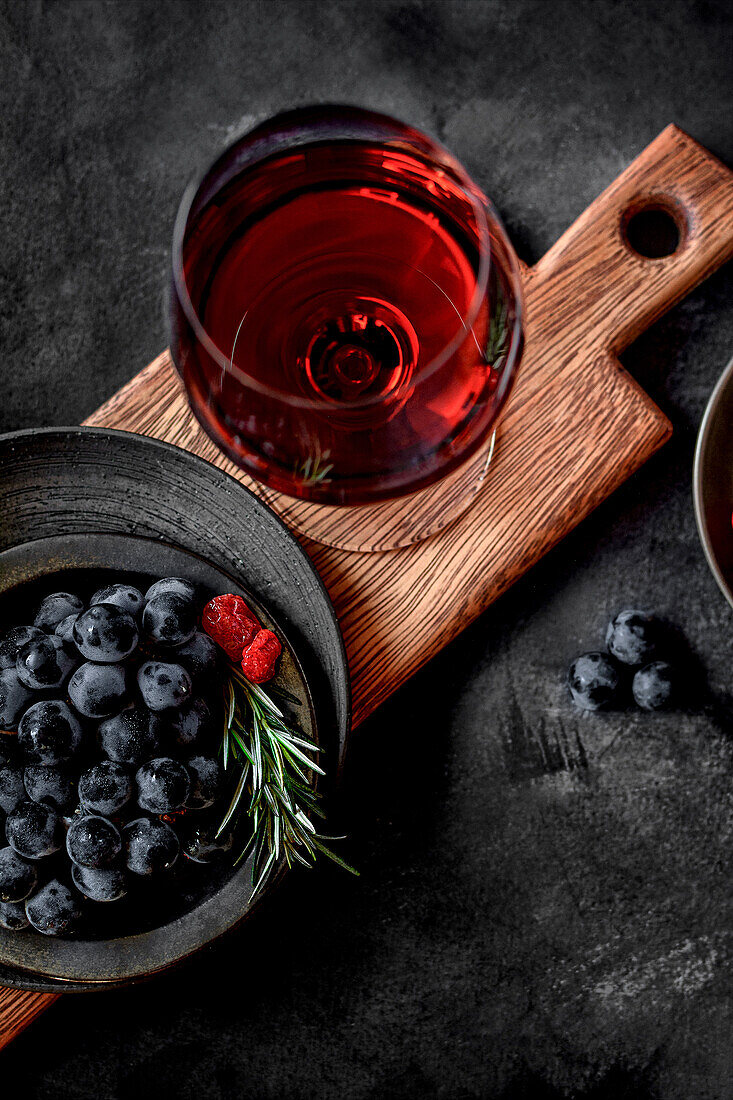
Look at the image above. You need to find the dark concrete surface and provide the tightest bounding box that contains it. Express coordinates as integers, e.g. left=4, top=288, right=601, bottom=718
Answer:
left=1, top=0, right=733, bottom=1096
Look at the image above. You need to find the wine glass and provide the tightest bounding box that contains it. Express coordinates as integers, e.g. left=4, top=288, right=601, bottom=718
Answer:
left=170, top=105, right=524, bottom=550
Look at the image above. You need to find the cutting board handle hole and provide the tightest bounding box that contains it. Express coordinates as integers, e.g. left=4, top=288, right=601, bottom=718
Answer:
left=622, top=201, right=686, bottom=259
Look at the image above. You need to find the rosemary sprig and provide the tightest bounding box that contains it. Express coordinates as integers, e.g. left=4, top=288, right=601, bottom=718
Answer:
left=485, top=282, right=510, bottom=368
left=218, top=664, right=357, bottom=898
left=295, top=440, right=334, bottom=488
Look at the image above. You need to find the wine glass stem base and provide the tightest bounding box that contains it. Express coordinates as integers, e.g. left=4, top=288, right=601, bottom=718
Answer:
left=252, top=432, right=498, bottom=553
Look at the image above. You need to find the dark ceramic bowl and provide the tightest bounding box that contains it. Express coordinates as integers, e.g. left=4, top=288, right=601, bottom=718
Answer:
left=0, top=428, right=350, bottom=991
left=693, top=356, right=733, bottom=608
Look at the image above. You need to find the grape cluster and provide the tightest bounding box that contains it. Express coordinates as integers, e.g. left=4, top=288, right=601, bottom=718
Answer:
left=568, top=609, right=682, bottom=712
left=0, top=577, right=229, bottom=937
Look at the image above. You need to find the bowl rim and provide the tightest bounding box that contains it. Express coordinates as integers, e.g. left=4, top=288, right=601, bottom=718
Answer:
left=692, top=354, right=733, bottom=610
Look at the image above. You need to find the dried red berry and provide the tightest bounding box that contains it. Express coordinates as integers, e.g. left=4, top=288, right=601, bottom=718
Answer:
left=240, top=629, right=282, bottom=684
left=202, top=594, right=259, bottom=661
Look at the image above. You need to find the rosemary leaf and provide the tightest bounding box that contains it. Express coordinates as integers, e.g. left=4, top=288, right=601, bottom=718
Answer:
left=217, top=763, right=250, bottom=837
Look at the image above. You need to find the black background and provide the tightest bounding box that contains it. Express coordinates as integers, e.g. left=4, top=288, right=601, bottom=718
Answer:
left=1, top=1, right=733, bottom=1097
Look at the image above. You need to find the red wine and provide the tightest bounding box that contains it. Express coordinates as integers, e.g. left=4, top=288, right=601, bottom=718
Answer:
left=174, top=138, right=520, bottom=504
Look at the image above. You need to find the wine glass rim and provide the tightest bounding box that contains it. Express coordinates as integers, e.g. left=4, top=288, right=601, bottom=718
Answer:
left=170, top=104, right=520, bottom=411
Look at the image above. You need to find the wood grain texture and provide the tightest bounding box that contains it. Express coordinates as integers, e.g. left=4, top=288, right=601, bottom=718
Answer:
left=0, top=989, right=59, bottom=1050
left=2, top=124, right=732, bottom=1043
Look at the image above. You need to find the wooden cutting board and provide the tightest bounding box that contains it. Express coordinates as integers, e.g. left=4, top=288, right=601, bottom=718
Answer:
left=3, top=124, right=732, bottom=1043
